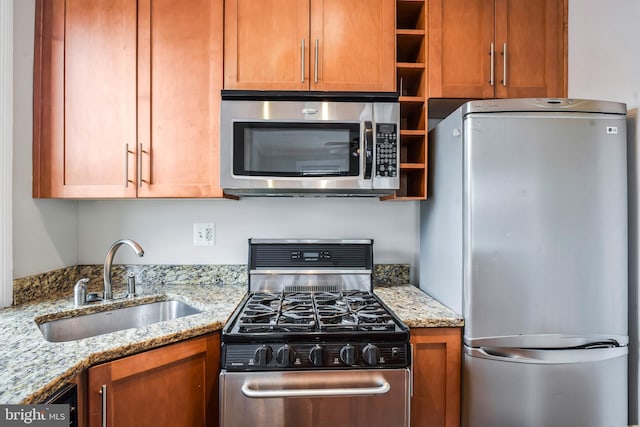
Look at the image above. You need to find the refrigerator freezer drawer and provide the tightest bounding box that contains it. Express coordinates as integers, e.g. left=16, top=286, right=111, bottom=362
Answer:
left=462, top=347, right=628, bottom=427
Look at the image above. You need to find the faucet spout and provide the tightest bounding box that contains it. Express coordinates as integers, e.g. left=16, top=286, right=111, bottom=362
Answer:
left=103, top=239, right=144, bottom=300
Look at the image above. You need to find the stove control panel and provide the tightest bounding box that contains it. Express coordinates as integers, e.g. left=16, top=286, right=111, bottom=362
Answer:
left=222, top=342, right=409, bottom=371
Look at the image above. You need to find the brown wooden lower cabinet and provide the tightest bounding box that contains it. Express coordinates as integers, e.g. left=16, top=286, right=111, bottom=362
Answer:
left=87, top=333, right=220, bottom=427
left=410, top=328, right=462, bottom=427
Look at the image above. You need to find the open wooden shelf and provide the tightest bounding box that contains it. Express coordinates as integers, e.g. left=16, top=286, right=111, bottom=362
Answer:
left=388, top=0, right=427, bottom=200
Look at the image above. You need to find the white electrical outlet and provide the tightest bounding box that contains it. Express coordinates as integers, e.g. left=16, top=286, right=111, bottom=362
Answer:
left=193, top=223, right=215, bottom=246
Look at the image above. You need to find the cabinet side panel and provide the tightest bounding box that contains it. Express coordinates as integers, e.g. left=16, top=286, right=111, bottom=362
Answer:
left=33, top=0, right=64, bottom=197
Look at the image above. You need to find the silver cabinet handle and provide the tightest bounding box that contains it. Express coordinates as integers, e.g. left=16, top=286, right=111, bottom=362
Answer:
left=489, top=42, right=495, bottom=86
left=410, top=343, right=414, bottom=398
left=241, top=379, right=390, bottom=398
left=138, top=143, right=143, bottom=187
left=314, top=39, right=319, bottom=84
left=301, top=39, right=305, bottom=83
left=124, top=144, right=129, bottom=187
left=99, top=384, right=107, bottom=427
left=124, top=144, right=136, bottom=187
left=501, top=43, right=507, bottom=86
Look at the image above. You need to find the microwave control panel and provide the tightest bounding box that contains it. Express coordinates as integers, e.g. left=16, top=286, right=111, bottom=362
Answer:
left=375, top=123, right=398, bottom=178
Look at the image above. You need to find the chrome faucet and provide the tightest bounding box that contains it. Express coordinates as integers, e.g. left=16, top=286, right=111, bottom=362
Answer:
left=103, top=239, right=144, bottom=300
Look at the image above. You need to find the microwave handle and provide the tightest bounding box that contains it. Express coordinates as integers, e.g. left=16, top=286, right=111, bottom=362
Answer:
left=364, top=121, right=373, bottom=179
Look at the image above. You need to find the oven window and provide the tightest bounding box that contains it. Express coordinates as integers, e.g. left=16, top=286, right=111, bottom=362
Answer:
left=233, top=122, right=361, bottom=177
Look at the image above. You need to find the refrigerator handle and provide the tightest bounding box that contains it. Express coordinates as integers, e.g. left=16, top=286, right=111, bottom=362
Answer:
left=466, top=346, right=628, bottom=365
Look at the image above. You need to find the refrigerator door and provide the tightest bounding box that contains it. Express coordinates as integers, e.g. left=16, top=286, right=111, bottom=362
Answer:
left=463, top=345, right=628, bottom=427
left=463, top=111, right=628, bottom=340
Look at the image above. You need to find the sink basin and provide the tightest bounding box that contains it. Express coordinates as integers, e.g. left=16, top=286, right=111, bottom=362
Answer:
left=37, top=300, right=201, bottom=342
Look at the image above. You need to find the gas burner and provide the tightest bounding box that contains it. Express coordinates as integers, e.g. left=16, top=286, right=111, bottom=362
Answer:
left=313, top=292, right=344, bottom=306
left=283, top=292, right=313, bottom=304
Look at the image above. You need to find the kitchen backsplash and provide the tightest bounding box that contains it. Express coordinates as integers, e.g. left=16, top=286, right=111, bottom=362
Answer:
left=12, top=264, right=410, bottom=306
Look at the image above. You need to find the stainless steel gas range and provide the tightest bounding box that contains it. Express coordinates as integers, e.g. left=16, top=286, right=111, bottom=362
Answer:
left=219, top=239, right=411, bottom=427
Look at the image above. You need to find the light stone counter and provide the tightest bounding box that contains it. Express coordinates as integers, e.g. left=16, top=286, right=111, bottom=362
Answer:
left=375, top=285, right=464, bottom=328
left=0, top=283, right=246, bottom=404
left=0, top=281, right=462, bottom=404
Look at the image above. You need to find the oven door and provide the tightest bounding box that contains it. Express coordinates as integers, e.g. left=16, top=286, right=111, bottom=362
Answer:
left=220, top=369, right=410, bottom=427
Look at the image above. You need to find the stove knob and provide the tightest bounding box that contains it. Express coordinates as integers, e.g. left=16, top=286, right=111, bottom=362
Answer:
left=276, top=345, right=296, bottom=367
left=309, top=345, right=324, bottom=367
left=254, top=345, right=273, bottom=366
left=362, top=344, right=380, bottom=366
left=340, top=344, right=356, bottom=365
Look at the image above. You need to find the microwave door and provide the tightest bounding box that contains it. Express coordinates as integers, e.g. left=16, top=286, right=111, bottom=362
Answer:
left=233, top=122, right=362, bottom=179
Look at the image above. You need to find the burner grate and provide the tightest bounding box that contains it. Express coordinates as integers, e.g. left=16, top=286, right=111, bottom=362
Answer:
left=234, top=290, right=398, bottom=334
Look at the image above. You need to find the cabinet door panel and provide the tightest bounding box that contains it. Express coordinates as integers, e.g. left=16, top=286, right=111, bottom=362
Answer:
left=87, top=334, right=220, bottom=427
left=310, top=0, right=396, bottom=92
left=410, top=328, right=461, bottom=427
left=137, top=0, right=223, bottom=197
left=428, top=0, right=494, bottom=98
left=224, top=0, right=309, bottom=90
left=495, top=0, right=565, bottom=98
left=63, top=0, right=137, bottom=197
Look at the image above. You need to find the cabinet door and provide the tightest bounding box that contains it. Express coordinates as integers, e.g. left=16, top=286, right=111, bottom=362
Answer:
left=428, top=0, right=495, bottom=98
left=87, top=334, right=220, bottom=427
left=224, top=0, right=310, bottom=90
left=410, top=328, right=462, bottom=427
left=137, top=0, right=223, bottom=197
left=34, top=0, right=137, bottom=198
left=309, top=0, right=396, bottom=92
left=494, top=0, right=566, bottom=98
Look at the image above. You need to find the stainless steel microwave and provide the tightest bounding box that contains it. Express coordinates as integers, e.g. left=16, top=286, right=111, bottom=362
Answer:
left=220, top=98, right=400, bottom=197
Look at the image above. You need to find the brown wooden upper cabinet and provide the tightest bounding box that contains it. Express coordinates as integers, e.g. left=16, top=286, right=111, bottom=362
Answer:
left=33, top=0, right=224, bottom=198
left=224, top=0, right=396, bottom=92
left=428, top=0, right=567, bottom=99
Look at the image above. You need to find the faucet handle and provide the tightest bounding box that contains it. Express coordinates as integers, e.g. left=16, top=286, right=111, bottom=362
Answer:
left=73, top=278, right=90, bottom=306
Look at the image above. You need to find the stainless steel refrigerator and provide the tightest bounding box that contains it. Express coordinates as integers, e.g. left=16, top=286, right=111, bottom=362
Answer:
left=419, top=98, right=629, bottom=427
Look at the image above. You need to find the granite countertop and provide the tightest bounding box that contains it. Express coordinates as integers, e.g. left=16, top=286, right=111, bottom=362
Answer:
left=375, top=285, right=464, bottom=328
left=0, top=283, right=462, bottom=404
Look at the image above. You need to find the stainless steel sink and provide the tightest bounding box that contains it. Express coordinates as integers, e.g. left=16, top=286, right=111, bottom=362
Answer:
left=37, top=300, right=201, bottom=342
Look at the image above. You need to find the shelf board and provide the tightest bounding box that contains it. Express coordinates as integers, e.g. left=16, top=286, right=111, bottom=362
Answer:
left=400, top=129, right=426, bottom=136
left=400, top=96, right=425, bottom=103
left=396, top=29, right=425, bottom=36
left=382, top=195, right=427, bottom=201
left=400, top=163, right=426, bottom=169
left=397, top=62, right=425, bottom=70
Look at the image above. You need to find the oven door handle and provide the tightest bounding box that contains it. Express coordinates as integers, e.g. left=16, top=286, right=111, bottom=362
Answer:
left=241, top=379, right=390, bottom=398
